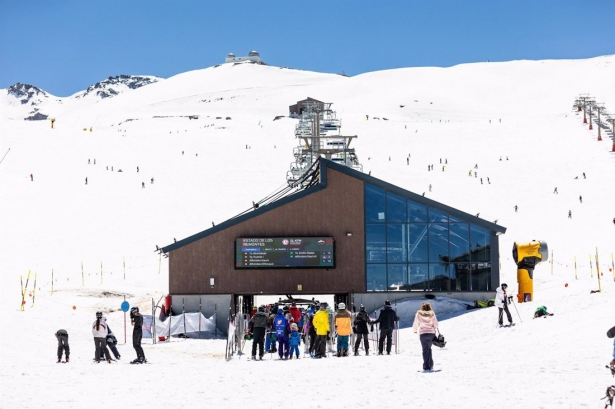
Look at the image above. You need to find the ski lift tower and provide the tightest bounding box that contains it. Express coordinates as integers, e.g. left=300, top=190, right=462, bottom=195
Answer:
left=286, top=101, right=362, bottom=186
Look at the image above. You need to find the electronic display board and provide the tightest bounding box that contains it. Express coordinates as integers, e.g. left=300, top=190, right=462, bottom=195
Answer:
left=235, top=237, right=335, bottom=269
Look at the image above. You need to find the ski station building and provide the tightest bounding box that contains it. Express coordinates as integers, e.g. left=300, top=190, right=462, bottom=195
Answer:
left=161, top=159, right=506, bottom=331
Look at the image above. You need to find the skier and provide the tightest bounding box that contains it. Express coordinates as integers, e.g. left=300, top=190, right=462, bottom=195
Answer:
left=30, top=174, right=33, bottom=181
left=249, top=305, right=268, bottom=360
left=85, top=177, right=88, bottom=185
left=288, top=323, right=301, bottom=359
left=514, top=205, right=518, bottom=212
left=151, top=177, right=154, bottom=184
left=141, top=182, right=145, bottom=189
left=553, top=187, right=558, bottom=194
left=92, top=311, right=112, bottom=363
left=273, top=308, right=290, bottom=359
left=137, top=166, right=139, bottom=173
left=579, top=195, right=583, bottom=203
left=353, top=305, right=371, bottom=356
left=130, top=307, right=147, bottom=364
left=568, top=210, right=572, bottom=219
left=372, top=300, right=400, bottom=355
left=312, top=303, right=330, bottom=358
left=412, top=302, right=439, bottom=371
left=305, top=309, right=317, bottom=354
left=533, top=305, right=554, bottom=318
left=429, top=184, right=432, bottom=192
left=55, top=329, right=70, bottom=363
left=480, top=178, right=483, bottom=185
left=495, top=283, right=513, bottom=327
left=583, top=172, right=586, bottom=179
left=334, top=303, right=352, bottom=357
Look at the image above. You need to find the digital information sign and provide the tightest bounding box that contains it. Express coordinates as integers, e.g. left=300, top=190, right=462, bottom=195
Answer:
left=235, top=237, right=335, bottom=269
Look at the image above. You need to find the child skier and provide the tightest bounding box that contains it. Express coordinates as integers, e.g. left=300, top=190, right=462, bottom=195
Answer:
left=288, top=323, right=301, bottom=359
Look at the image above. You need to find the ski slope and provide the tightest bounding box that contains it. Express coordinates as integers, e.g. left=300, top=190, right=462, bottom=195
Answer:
left=1, top=56, right=614, bottom=408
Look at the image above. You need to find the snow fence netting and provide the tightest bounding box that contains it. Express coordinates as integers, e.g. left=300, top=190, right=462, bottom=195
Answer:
left=142, top=312, right=217, bottom=338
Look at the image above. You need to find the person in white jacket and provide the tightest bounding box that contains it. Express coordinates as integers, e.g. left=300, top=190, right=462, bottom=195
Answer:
left=495, top=283, right=513, bottom=327
left=92, top=311, right=112, bottom=363
left=412, top=302, right=438, bottom=371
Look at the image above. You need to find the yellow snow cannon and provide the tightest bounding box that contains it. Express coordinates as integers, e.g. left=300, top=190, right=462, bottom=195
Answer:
left=512, top=241, right=548, bottom=303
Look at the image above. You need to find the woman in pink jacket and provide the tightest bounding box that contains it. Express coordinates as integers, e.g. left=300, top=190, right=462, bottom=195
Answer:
left=412, top=302, right=438, bottom=371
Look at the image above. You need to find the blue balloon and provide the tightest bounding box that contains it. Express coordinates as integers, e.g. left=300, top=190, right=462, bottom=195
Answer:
left=121, top=301, right=130, bottom=312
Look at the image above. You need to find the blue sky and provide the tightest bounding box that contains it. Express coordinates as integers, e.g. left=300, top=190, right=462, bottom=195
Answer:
left=1, top=0, right=613, bottom=96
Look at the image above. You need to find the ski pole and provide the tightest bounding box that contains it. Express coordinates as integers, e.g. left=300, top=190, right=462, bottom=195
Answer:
left=510, top=298, right=522, bottom=323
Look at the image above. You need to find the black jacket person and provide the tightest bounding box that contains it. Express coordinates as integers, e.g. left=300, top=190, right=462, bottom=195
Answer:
left=130, top=307, right=147, bottom=364
left=372, top=300, right=400, bottom=355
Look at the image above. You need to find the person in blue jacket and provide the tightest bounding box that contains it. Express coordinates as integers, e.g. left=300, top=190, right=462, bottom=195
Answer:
left=274, top=308, right=290, bottom=359
left=288, top=323, right=301, bottom=359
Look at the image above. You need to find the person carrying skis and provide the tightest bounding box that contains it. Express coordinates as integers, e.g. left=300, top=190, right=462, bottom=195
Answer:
left=495, top=283, right=513, bottom=327
left=412, top=302, right=439, bottom=371
left=533, top=306, right=554, bottom=319
left=288, top=323, right=301, bottom=359
left=334, top=303, right=352, bottom=357
left=130, top=307, right=147, bottom=364
left=55, top=329, right=70, bottom=363
left=372, top=300, right=399, bottom=355
left=273, top=308, right=290, bottom=359
left=92, top=311, right=112, bottom=363
left=312, top=302, right=330, bottom=358
left=353, top=305, right=371, bottom=356
left=249, top=305, right=268, bottom=360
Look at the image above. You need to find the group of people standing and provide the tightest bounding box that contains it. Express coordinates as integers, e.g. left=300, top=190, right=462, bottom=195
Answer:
left=247, top=299, right=439, bottom=371
left=54, top=306, right=147, bottom=364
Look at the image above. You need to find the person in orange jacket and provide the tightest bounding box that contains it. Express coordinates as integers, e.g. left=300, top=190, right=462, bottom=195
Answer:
left=335, top=303, right=352, bottom=357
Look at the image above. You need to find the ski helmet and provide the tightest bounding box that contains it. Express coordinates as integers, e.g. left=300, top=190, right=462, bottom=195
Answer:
left=338, top=302, right=346, bottom=310
left=277, top=308, right=283, bottom=314
left=130, top=306, right=139, bottom=314
left=360, top=304, right=365, bottom=312
left=320, top=302, right=328, bottom=309
left=501, top=283, right=508, bottom=288
left=258, top=305, right=266, bottom=312
left=96, top=311, right=103, bottom=318
left=385, top=300, right=391, bottom=306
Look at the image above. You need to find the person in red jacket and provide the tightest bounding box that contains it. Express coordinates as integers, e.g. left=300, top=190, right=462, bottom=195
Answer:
left=289, top=302, right=301, bottom=328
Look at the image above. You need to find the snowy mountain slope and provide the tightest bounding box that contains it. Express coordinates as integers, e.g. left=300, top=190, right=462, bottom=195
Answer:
left=1, top=56, right=615, bottom=408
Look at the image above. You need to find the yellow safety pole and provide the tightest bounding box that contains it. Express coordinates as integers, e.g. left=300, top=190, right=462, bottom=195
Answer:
left=31, top=273, right=37, bottom=307
left=20, top=270, right=31, bottom=311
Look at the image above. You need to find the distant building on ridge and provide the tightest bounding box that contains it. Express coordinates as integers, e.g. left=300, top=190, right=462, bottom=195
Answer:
left=225, top=51, right=262, bottom=64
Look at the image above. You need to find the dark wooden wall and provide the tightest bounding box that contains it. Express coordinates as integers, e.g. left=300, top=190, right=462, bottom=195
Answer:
left=169, top=169, right=366, bottom=295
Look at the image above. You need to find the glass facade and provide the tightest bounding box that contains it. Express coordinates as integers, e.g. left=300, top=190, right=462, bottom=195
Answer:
left=365, top=184, right=493, bottom=292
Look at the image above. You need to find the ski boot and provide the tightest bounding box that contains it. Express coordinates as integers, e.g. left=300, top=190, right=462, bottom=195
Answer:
left=251, top=355, right=256, bottom=360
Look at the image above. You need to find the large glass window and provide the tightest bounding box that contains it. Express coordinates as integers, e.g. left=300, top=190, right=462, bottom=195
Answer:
left=367, top=264, right=386, bottom=291
left=386, top=192, right=406, bottom=223
left=449, top=223, right=470, bottom=262
left=387, top=265, right=407, bottom=289
left=365, top=184, right=495, bottom=293
left=366, top=224, right=386, bottom=263
left=365, top=185, right=386, bottom=223
left=408, top=264, right=429, bottom=291
left=470, top=224, right=491, bottom=262
left=408, top=224, right=428, bottom=262
left=387, top=224, right=407, bottom=262
left=408, top=200, right=428, bottom=222
left=428, top=223, right=449, bottom=262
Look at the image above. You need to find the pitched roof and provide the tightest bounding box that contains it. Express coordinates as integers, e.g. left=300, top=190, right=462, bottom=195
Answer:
left=161, top=158, right=506, bottom=253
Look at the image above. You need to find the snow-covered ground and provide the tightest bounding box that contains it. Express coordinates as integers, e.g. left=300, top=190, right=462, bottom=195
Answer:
left=1, top=57, right=614, bottom=408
